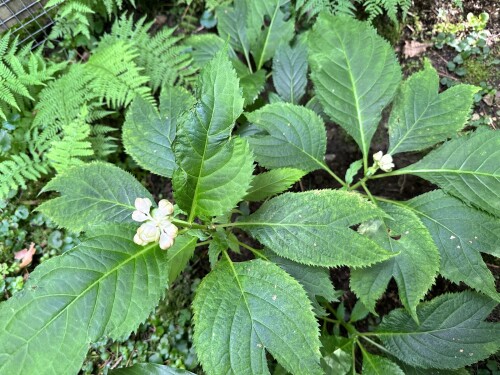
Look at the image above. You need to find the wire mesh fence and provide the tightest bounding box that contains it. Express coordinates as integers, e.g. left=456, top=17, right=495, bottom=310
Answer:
left=0, top=0, right=56, bottom=48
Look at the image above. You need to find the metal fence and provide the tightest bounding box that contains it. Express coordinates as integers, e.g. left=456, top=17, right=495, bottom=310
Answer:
left=0, top=0, right=55, bottom=48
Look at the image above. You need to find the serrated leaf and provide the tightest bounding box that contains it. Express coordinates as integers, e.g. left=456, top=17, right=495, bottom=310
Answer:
left=246, top=0, right=295, bottom=70
left=388, top=61, right=479, bottom=154
left=399, top=129, right=500, bottom=217
left=186, top=34, right=237, bottom=69
left=309, top=14, right=401, bottom=158
left=217, top=0, right=250, bottom=56
left=123, top=87, right=195, bottom=177
left=246, top=103, right=327, bottom=172
left=38, top=162, right=153, bottom=233
left=174, top=137, right=254, bottom=221
left=173, top=50, right=252, bottom=221
left=362, top=351, right=404, bottom=375
left=237, top=190, right=394, bottom=267
left=0, top=225, right=170, bottom=375
left=245, top=168, right=306, bottom=201
left=167, top=235, right=197, bottom=284
left=349, top=300, right=370, bottom=322
left=265, top=250, right=340, bottom=316
left=208, top=231, right=228, bottom=267
left=376, top=291, right=500, bottom=369
left=397, top=363, right=470, bottom=375
left=320, top=335, right=354, bottom=374
left=193, top=259, right=322, bottom=375
left=233, top=59, right=266, bottom=106
left=403, top=190, right=500, bottom=301
left=345, top=159, right=363, bottom=185
left=273, top=40, right=308, bottom=104
left=350, top=203, right=440, bottom=322
left=110, top=363, right=196, bottom=374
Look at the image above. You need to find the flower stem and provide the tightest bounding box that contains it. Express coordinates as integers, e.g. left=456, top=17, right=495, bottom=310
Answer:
left=171, top=218, right=209, bottom=230
left=237, top=241, right=269, bottom=260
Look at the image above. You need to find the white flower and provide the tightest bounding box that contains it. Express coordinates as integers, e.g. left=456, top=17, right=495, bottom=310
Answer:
left=132, top=198, right=178, bottom=250
left=373, top=151, right=395, bottom=172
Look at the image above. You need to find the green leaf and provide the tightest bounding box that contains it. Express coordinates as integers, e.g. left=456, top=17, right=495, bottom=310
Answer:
left=238, top=190, right=394, bottom=267
left=397, top=363, right=470, bottom=375
left=217, top=0, right=250, bottom=56
left=233, top=59, right=266, bottom=106
left=362, top=351, right=404, bottom=375
left=0, top=225, right=171, bottom=375
left=349, top=300, right=370, bottom=322
left=272, top=40, right=308, bottom=104
left=193, top=259, right=322, bottom=375
left=246, top=103, right=327, bottom=172
left=244, top=168, right=306, bottom=201
left=350, top=203, right=440, bottom=321
left=110, top=364, right=196, bottom=374
left=404, top=190, right=500, bottom=301
left=309, top=14, right=401, bottom=158
left=186, top=34, right=237, bottom=69
left=173, top=50, right=252, bottom=221
left=376, top=291, right=500, bottom=369
left=345, top=159, right=363, bottom=185
left=265, top=251, right=340, bottom=316
left=167, top=235, right=197, bottom=284
left=174, top=137, right=254, bottom=221
left=320, top=335, right=354, bottom=374
left=38, top=162, right=153, bottom=233
left=246, top=0, right=295, bottom=70
left=400, top=129, right=500, bottom=217
left=123, top=87, right=195, bottom=177
left=388, top=61, right=479, bottom=154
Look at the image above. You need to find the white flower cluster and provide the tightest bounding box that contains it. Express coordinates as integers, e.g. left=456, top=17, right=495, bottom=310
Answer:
left=373, top=151, right=395, bottom=172
left=132, top=198, right=178, bottom=250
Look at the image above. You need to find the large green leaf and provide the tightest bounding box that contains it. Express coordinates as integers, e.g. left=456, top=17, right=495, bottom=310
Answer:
left=38, top=162, right=153, bottom=232
left=350, top=203, right=440, bottom=322
left=361, top=351, right=404, bottom=375
left=399, top=129, right=500, bottom=217
left=123, top=87, right=195, bottom=177
left=173, top=50, right=252, bottom=221
left=244, top=168, right=306, bottom=202
left=0, top=225, right=171, bottom=375
left=246, top=103, right=327, bottom=172
left=265, top=251, right=340, bottom=316
left=111, top=364, right=195, bottom=374
left=309, top=14, right=401, bottom=159
left=166, top=235, right=198, bottom=284
left=217, top=0, right=250, bottom=57
left=404, top=190, right=500, bottom=301
left=193, top=259, right=322, bottom=375
left=272, top=40, right=308, bottom=104
left=246, top=0, right=295, bottom=69
left=376, top=291, right=500, bottom=369
left=237, top=190, right=394, bottom=267
left=186, top=34, right=237, bottom=69
left=388, top=61, right=479, bottom=154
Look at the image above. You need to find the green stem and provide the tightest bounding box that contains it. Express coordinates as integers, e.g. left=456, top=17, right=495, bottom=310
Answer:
left=243, top=48, right=253, bottom=73
left=359, top=335, right=392, bottom=356
left=195, top=240, right=212, bottom=247
left=319, top=316, right=340, bottom=324
left=237, top=241, right=268, bottom=260
left=352, top=336, right=357, bottom=375
left=322, top=163, right=348, bottom=187
left=361, top=182, right=378, bottom=206
left=171, top=218, right=208, bottom=230
left=370, top=170, right=406, bottom=179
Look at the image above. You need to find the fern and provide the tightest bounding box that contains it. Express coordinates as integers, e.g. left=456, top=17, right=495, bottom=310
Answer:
left=0, top=153, right=49, bottom=198
left=363, top=0, right=411, bottom=23
left=48, top=2, right=95, bottom=41
left=46, top=0, right=133, bottom=16
left=0, top=32, right=64, bottom=121
left=46, top=114, right=94, bottom=173
left=89, top=125, right=118, bottom=158
left=99, top=15, right=197, bottom=91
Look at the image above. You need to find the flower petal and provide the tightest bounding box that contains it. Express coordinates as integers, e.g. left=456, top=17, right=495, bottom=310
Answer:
left=157, top=199, right=174, bottom=216
left=373, top=151, right=383, bottom=162
left=161, top=222, right=178, bottom=238
left=132, top=210, right=149, bottom=222
left=135, top=197, right=152, bottom=214
left=159, top=232, right=175, bottom=250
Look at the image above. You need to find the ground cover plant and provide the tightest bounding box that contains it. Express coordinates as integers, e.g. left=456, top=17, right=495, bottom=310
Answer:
left=0, top=0, right=498, bottom=374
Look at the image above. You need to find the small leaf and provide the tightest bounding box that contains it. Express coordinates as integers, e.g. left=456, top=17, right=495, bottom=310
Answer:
left=238, top=190, right=394, bottom=267
left=350, top=203, right=440, bottom=321
left=265, top=250, right=340, bottom=316
left=349, top=300, right=370, bottom=322
left=186, top=34, right=237, bottom=69
left=376, top=291, right=500, bottom=369
left=246, top=103, right=327, bottom=172
left=233, top=59, right=266, bottom=106
left=38, top=162, right=153, bottom=232
left=0, top=225, right=171, bottom=375
left=273, top=40, right=308, bottom=104
left=193, top=259, right=322, bottom=375
left=362, top=351, right=404, bottom=375
left=404, top=190, right=500, bottom=301
left=123, top=87, right=195, bottom=177
left=345, top=159, right=363, bottom=185
left=400, top=129, right=500, bottom=217
left=309, top=14, right=401, bottom=158
left=110, top=363, right=196, bottom=374
left=245, top=168, right=306, bottom=202
left=388, top=61, right=479, bottom=154
left=217, top=0, right=250, bottom=55
left=167, top=235, right=197, bottom=284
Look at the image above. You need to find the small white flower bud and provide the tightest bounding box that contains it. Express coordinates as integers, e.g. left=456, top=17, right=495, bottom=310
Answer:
left=372, top=151, right=394, bottom=172
left=134, top=197, right=152, bottom=214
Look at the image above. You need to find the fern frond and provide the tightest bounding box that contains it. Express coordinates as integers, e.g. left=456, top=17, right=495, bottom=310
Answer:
left=48, top=2, right=94, bottom=40
left=85, top=41, right=153, bottom=108
left=0, top=153, right=49, bottom=199
left=46, top=116, right=94, bottom=173
left=46, top=0, right=133, bottom=16
left=89, top=124, right=118, bottom=158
